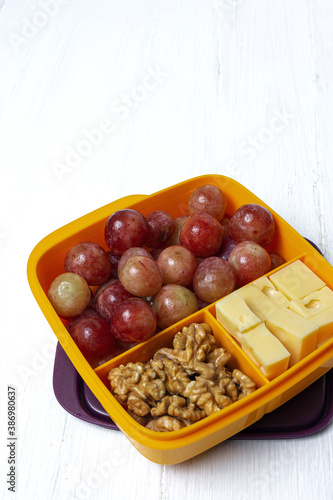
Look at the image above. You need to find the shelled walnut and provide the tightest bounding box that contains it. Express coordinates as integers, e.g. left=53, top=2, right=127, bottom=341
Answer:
left=146, top=415, right=193, bottom=432
left=107, top=323, right=257, bottom=431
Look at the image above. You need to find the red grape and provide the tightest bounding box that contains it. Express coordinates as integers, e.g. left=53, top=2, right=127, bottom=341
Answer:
left=105, top=209, right=148, bottom=255
left=165, top=215, right=188, bottom=246
left=157, top=245, right=198, bottom=287
left=269, top=251, right=286, bottom=270
left=220, top=214, right=231, bottom=237
left=48, top=272, right=91, bottom=317
left=179, top=212, right=223, bottom=258
left=93, top=343, right=128, bottom=367
left=66, top=307, right=101, bottom=335
left=152, top=284, right=198, bottom=330
left=228, top=241, right=271, bottom=287
left=230, top=204, right=275, bottom=246
left=64, top=241, right=111, bottom=286
left=215, top=234, right=238, bottom=260
left=145, top=210, right=175, bottom=248
left=94, top=278, right=117, bottom=298
left=188, top=185, right=227, bottom=221
left=197, top=297, right=210, bottom=310
left=150, top=248, right=164, bottom=260
left=193, top=257, right=236, bottom=303
left=71, top=316, right=116, bottom=358
left=107, top=252, right=122, bottom=279
left=94, top=280, right=133, bottom=322
left=119, top=255, right=163, bottom=297
left=118, top=247, right=153, bottom=274
left=110, top=298, right=157, bottom=343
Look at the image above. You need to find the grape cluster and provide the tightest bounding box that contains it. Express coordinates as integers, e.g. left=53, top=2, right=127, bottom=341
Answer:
left=47, top=184, right=285, bottom=365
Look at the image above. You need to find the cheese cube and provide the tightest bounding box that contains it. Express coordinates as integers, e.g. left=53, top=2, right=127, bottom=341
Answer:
left=253, top=276, right=275, bottom=291
left=241, top=323, right=290, bottom=380
left=215, top=291, right=261, bottom=342
left=237, top=283, right=281, bottom=321
left=266, top=308, right=318, bottom=365
left=269, top=260, right=325, bottom=300
left=253, top=275, right=290, bottom=307
left=311, top=307, right=333, bottom=346
left=289, top=286, right=333, bottom=319
left=261, top=286, right=290, bottom=308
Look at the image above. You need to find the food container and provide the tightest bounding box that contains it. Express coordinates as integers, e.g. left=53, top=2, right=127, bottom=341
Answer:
left=27, top=174, right=333, bottom=464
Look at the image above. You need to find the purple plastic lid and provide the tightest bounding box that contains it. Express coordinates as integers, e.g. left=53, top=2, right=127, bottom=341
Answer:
left=52, top=237, right=333, bottom=439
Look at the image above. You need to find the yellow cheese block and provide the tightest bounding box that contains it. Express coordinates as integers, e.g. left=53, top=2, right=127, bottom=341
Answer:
left=237, top=283, right=281, bottom=321
left=289, top=286, right=333, bottom=319
left=311, top=307, right=333, bottom=346
left=215, top=291, right=261, bottom=342
left=261, top=286, right=290, bottom=308
left=241, top=323, right=291, bottom=380
left=253, top=275, right=290, bottom=307
left=266, top=308, right=318, bottom=366
left=269, top=259, right=325, bottom=300
left=253, top=276, right=275, bottom=291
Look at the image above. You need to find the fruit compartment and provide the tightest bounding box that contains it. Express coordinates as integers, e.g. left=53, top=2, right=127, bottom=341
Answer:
left=94, top=307, right=270, bottom=437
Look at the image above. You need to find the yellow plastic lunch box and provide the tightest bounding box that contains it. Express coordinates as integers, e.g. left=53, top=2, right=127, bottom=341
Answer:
left=27, top=174, right=333, bottom=464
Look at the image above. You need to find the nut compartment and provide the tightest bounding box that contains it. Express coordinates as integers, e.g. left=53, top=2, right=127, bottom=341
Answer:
left=27, top=174, right=333, bottom=464
left=94, top=309, right=271, bottom=463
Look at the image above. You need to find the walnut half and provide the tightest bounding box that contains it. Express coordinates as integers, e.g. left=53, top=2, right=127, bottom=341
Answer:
left=146, top=416, right=192, bottom=432
left=151, top=395, right=206, bottom=421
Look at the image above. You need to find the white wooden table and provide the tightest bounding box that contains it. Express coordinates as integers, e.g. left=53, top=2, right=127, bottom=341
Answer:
left=1, top=1, right=333, bottom=499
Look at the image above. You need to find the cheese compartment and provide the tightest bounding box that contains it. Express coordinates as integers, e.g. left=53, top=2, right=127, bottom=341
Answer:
left=215, top=252, right=333, bottom=381
left=27, top=174, right=333, bottom=464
